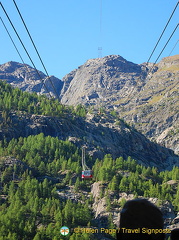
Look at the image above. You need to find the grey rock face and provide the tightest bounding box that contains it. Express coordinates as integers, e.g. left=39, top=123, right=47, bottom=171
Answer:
left=60, top=55, right=147, bottom=105
left=0, top=55, right=178, bottom=155
left=0, top=111, right=178, bottom=171
left=0, top=61, right=63, bottom=98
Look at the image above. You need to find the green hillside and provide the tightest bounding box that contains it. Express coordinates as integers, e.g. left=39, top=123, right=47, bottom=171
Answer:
left=0, top=133, right=178, bottom=239
left=0, top=80, right=178, bottom=240
left=0, top=80, right=87, bottom=118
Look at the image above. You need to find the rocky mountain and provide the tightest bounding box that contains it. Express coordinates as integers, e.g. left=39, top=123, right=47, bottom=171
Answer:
left=59, top=55, right=179, bottom=155
left=0, top=58, right=179, bottom=239
left=0, top=55, right=178, bottom=156
left=60, top=55, right=148, bottom=105
left=0, top=61, right=63, bottom=97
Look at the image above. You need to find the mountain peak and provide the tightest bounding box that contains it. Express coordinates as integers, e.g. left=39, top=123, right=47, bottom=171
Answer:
left=0, top=61, right=24, bottom=73
left=60, top=54, right=143, bottom=105
left=84, top=55, right=131, bottom=67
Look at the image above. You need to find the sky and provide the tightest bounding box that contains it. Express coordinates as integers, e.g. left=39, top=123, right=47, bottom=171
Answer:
left=0, top=0, right=178, bottom=79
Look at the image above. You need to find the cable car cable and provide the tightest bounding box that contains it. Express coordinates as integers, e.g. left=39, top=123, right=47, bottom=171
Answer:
left=0, top=3, right=64, bottom=138
left=0, top=16, right=25, bottom=66
left=147, top=1, right=179, bottom=64
left=0, top=15, right=56, bottom=112
left=0, top=16, right=44, bottom=85
left=126, top=2, right=179, bottom=103
left=0, top=2, right=52, bottom=98
left=168, top=39, right=179, bottom=56
left=12, top=0, right=60, bottom=101
left=0, top=3, right=63, bottom=114
left=81, top=146, right=92, bottom=179
left=154, top=23, right=179, bottom=64
left=0, top=3, right=90, bottom=159
left=0, top=15, right=42, bottom=108
left=98, top=0, right=103, bottom=58
left=0, top=15, right=46, bottom=90
left=122, top=23, right=179, bottom=106
left=148, top=23, right=179, bottom=76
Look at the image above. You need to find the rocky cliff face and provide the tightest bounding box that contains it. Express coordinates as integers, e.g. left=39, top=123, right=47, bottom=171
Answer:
left=0, top=111, right=178, bottom=171
left=0, top=55, right=178, bottom=155
left=120, top=55, right=179, bottom=155
left=60, top=55, right=147, bottom=105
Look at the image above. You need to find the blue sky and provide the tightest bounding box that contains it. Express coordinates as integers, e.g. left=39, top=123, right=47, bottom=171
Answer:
left=0, top=0, right=178, bottom=79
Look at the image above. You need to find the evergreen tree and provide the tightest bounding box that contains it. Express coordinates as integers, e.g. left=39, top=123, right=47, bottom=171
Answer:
left=75, top=177, right=80, bottom=191
left=119, top=176, right=128, bottom=192
left=110, top=176, right=118, bottom=191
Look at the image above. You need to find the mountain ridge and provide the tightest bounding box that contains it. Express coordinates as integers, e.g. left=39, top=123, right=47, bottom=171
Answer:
left=0, top=54, right=178, bottom=156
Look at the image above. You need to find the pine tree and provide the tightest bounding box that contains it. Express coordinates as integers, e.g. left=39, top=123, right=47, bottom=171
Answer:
left=110, top=176, right=117, bottom=191
left=54, top=209, right=63, bottom=226
left=115, top=156, right=124, bottom=169
left=173, top=184, right=179, bottom=211
left=75, top=177, right=80, bottom=191
left=119, top=176, right=128, bottom=192
left=42, top=178, right=49, bottom=197
left=38, top=162, right=46, bottom=175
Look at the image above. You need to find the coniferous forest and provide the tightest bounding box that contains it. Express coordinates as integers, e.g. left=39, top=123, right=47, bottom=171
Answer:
left=0, top=80, right=179, bottom=240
